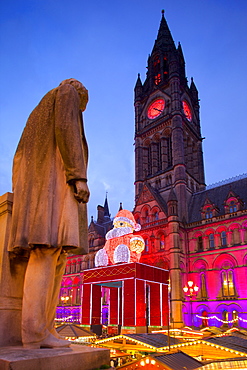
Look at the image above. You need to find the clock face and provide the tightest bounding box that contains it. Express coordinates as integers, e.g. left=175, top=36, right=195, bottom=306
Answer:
left=182, top=100, right=192, bottom=121
left=147, top=98, right=165, bottom=119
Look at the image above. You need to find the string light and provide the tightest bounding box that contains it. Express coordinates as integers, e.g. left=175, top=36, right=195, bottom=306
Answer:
left=55, top=315, right=73, bottom=322
left=196, top=315, right=247, bottom=324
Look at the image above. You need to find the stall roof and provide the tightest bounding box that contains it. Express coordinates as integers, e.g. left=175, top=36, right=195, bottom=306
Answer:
left=153, top=351, right=202, bottom=369
left=205, top=335, right=247, bottom=355
left=56, top=324, right=96, bottom=338
left=125, top=333, right=180, bottom=348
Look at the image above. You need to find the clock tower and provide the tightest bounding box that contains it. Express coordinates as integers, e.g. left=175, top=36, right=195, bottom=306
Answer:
left=134, top=10, right=205, bottom=222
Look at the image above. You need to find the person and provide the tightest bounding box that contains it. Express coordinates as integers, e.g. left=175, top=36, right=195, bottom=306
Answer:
left=8, top=78, right=90, bottom=349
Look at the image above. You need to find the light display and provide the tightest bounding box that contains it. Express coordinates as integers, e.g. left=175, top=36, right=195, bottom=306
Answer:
left=94, top=209, right=145, bottom=266
left=147, top=98, right=165, bottom=119
left=95, top=248, right=108, bottom=267
left=114, top=244, right=130, bottom=264
left=182, top=100, right=192, bottom=121
left=196, top=314, right=247, bottom=324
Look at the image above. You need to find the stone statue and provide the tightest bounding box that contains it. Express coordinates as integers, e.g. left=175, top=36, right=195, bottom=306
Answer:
left=8, top=79, right=90, bottom=349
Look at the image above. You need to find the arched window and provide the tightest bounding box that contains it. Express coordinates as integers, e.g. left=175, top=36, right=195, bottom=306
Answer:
left=221, top=231, right=227, bottom=247
left=153, top=211, right=159, bottom=221
left=222, top=270, right=235, bottom=297
left=76, top=287, right=81, bottom=305
left=148, top=146, right=152, bottom=175
left=232, top=228, right=240, bottom=245
left=157, top=141, right=162, bottom=171
left=229, top=201, right=237, bottom=213
left=197, top=236, right=203, bottom=251
left=205, top=207, right=213, bottom=219
left=209, top=233, right=215, bottom=249
left=159, top=234, right=165, bottom=250
left=89, top=236, right=94, bottom=248
left=153, top=55, right=161, bottom=85
left=232, top=310, right=239, bottom=326
left=200, top=273, right=207, bottom=299
left=145, top=238, right=149, bottom=252
left=71, top=261, right=76, bottom=273
left=202, top=310, right=208, bottom=328
left=145, top=210, right=149, bottom=223
left=222, top=310, right=229, bottom=325
left=66, top=262, right=71, bottom=274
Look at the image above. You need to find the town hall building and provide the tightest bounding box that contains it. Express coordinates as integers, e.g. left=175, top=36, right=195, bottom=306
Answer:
left=56, top=11, right=247, bottom=332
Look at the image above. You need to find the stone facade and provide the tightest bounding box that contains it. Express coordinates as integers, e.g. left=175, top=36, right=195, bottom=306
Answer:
left=57, top=12, right=247, bottom=331
left=133, top=12, right=247, bottom=329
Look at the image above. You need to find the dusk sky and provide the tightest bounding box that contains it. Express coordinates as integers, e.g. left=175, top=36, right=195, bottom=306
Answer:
left=0, top=0, right=246, bottom=220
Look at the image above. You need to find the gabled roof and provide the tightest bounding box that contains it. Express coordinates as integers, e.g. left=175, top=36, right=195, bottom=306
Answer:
left=205, top=335, right=247, bottom=355
left=135, top=182, right=168, bottom=215
left=126, top=333, right=180, bottom=348
left=153, top=351, right=202, bottom=369
left=188, top=176, right=247, bottom=223
left=56, top=324, right=96, bottom=338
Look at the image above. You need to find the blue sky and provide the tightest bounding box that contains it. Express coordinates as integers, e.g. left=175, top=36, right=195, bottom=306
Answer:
left=0, top=0, right=246, bottom=220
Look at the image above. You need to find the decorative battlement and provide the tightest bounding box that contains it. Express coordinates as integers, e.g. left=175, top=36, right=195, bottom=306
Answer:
left=206, top=173, right=247, bottom=190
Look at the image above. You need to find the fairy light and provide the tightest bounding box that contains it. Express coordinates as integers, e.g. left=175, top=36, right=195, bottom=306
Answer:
left=55, top=315, right=73, bottom=322
left=96, top=333, right=247, bottom=358
left=196, top=314, right=247, bottom=324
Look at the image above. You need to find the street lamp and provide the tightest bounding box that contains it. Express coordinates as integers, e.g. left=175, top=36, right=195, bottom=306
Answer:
left=61, top=296, right=69, bottom=305
left=183, top=281, right=199, bottom=327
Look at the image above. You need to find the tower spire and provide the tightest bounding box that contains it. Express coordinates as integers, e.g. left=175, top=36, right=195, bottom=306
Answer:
left=103, top=193, right=110, bottom=217
left=152, top=10, right=176, bottom=53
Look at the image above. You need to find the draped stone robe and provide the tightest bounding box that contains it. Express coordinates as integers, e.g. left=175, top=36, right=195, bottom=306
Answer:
left=8, top=83, right=89, bottom=254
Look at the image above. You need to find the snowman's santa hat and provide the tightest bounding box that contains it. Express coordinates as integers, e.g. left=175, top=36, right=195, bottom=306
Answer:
left=114, top=209, right=141, bottom=232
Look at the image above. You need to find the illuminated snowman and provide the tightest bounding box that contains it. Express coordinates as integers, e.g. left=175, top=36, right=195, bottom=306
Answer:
left=95, top=209, right=145, bottom=267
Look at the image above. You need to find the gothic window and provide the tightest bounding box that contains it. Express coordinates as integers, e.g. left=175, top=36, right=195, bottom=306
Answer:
left=153, top=55, right=161, bottom=85
left=205, top=207, right=213, bottom=219
left=154, top=73, right=161, bottom=85
left=148, top=146, right=152, bottom=175
left=201, top=310, right=208, bottom=327
left=222, top=270, right=235, bottom=297
left=76, top=287, right=81, bottom=305
left=221, top=231, right=227, bottom=247
left=71, top=261, right=76, bottom=273
left=200, top=273, right=207, bottom=299
left=232, top=228, right=240, bottom=245
left=224, top=195, right=241, bottom=214
left=66, top=262, right=71, bottom=274
left=145, top=210, right=149, bottom=223
left=163, top=57, right=168, bottom=76
left=232, top=310, right=239, bottom=326
left=197, top=236, right=203, bottom=251
left=145, top=238, right=149, bottom=252
left=229, top=201, right=237, bottom=213
left=154, top=211, right=159, bottom=221
left=89, top=236, right=94, bottom=248
left=209, top=233, right=215, bottom=249
left=167, top=136, right=172, bottom=167
left=158, top=234, right=165, bottom=250
left=222, top=310, right=229, bottom=325
left=157, top=141, right=162, bottom=171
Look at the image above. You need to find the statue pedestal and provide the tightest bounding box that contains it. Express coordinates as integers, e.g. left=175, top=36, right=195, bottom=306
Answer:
left=0, top=344, right=110, bottom=370
left=0, top=193, right=27, bottom=346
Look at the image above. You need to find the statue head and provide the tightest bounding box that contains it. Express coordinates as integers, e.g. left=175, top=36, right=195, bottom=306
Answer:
left=59, top=78, right=88, bottom=111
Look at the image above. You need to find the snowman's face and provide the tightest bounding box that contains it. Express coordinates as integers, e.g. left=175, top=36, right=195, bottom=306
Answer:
left=114, top=220, right=133, bottom=230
